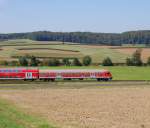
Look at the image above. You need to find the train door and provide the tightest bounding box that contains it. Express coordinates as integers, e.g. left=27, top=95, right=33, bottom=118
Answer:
left=56, top=73, right=62, bottom=79
left=91, top=73, right=96, bottom=78
left=26, top=72, right=33, bottom=79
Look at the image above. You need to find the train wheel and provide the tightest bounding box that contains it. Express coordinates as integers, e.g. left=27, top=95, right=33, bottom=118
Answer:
left=64, top=78, right=72, bottom=80
left=50, top=79, right=55, bottom=82
left=44, top=79, right=47, bottom=82
left=97, top=78, right=101, bottom=81
left=79, top=78, right=84, bottom=80
left=104, top=78, right=109, bottom=81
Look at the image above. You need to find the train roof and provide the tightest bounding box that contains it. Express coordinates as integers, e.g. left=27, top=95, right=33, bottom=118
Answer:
left=39, top=69, right=109, bottom=73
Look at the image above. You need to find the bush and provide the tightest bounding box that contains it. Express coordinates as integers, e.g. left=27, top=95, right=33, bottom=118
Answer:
left=102, top=57, right=113, bottom=66
left=147, top=57, right=150, bottom=66
left=72, top=58, right=82, bottom=66
left=30, top=56, right=39, bottom=66
left=126, top=49, right=143, bottom=66
left=40, top=59, right=49, bottom=66
left=62, top=58, right=71, bottom=66
left=19, top=57, right=28, bottom=66
left=8, top=61, right=19, bottom=66
left=83, top=56, right=92, bottom=66
left=126, top=58, right=133, bottom=66
left=48, top=59, right=60, bottom=66
left=0, top=60, right=8, bottom=66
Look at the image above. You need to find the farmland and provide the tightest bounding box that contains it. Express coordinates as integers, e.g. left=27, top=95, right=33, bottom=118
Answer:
left=0, top=39, right=149, bottom=63
left=0, top=83, right=150, bottom=128
left=0, top=39, right=150, bottom=128
left=0, top=98, right=56, bottom=128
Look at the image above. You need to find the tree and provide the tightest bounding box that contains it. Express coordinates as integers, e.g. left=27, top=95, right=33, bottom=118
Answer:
left=19, top=56, right=28, bottom=66
left=102, top=57, right=113, bottom=66
left=147, top=57, right=150, bottom=65
left=9, top=61, right=19, bottom=66
left=126, top=58, right=133, bottom=66
left=126, top=49, right=143, bottom=66
left=41, top=59, right=49, bottom=66
left=72, top=58, right=82, bottom=66
left=83, top=56, right=92, bottom=66
left=0, top=61, right=8, bottom=66
left=30, top=56, right=39, bottom=66
left=48, top=59, right=60, bottom=66
left=62, top=58, right=71, bottom=66
left=132, top=49, right=143, bottom=66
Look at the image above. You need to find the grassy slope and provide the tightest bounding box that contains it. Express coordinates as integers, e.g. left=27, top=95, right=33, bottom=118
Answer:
left=0, top=99, right=56, bottom=128
left=40, top=66, right=150, bottom=80
left=0, top=39, right=128, bottom=63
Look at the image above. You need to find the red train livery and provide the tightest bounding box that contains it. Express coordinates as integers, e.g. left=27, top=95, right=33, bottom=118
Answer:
left=0, top=68, right=112, bottom=81
left=0, top=68, right=39, bottom=80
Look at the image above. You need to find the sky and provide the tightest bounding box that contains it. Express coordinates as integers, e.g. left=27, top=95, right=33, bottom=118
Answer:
left=0, top=0, right=150, bottom=33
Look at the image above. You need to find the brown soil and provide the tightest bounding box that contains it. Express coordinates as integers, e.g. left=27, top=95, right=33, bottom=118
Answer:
left=0, top=86, right=150, bottom=128
left=114, top=48, right=150, bottom=62
left=17, top=48, right=79, bottom=53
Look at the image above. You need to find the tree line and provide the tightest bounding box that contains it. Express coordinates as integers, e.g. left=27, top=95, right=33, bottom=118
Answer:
left=1, top=30, right=150, bottom=45
left=0, top=56, right=92, bottom=67
left=0, top=49, right=149, bottom=67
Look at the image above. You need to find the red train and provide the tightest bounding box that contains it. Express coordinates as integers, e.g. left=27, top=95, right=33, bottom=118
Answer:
left=0, top=68, right=112, bottom=81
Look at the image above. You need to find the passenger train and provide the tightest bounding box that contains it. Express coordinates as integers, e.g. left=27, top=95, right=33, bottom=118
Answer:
left=0, top=68, right=112, bottom=81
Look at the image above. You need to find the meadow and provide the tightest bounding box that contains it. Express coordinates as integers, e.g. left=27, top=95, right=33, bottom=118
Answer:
left=0, top=39, right=150, bottom=64
left=0, top=39, right=131, bottom=63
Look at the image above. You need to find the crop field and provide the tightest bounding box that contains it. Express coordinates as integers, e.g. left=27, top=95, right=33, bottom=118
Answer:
left=0, top=83, right=150, bottom=128
left=0, top=97, right=56, bottom=128
left=113, top=47, right=150, bottom=62
left=0, top=39, right=150, bottom=63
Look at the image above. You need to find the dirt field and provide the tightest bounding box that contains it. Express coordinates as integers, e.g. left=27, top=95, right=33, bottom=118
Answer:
left=114, top=48, right=150, bottom=62
left=0, top=84, right=150, bottom=128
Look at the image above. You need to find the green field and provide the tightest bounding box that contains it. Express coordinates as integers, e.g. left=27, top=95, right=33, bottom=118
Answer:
left=0, top=99, right=56, bottom=128
left=0, top=39, right=129, bottom=63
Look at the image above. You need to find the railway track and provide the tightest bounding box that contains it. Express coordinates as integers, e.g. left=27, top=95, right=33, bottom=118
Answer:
left=0, top=80, right=149, bottom=84
left=0, top=80, right=149, bottom=90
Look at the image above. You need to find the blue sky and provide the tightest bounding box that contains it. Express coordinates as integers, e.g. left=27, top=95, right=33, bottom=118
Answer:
left=0, top=0, right=150, bottom=33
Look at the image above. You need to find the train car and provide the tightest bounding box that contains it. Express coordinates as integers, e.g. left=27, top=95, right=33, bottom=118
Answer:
left=0, top=68, right=39, bottom=80
left=39, top=69, right=112, bottom=81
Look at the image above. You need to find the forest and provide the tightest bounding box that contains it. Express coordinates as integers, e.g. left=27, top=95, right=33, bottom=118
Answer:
left=0, top=30, right=150, bottom=45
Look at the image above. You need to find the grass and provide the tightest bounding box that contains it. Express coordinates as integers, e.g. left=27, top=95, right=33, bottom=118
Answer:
left=0, top=99, right=56, bottom=128
left=106, top=66, right=150, bottom=80
left=0, top=39, right=128, bottom=63
left=40, top=66, right=150, bottom=80
left=1, top=39, right=150, bottom=63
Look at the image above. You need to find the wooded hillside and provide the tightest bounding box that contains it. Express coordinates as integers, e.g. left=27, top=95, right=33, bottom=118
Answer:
left=0, top=30, right=150, bottom=45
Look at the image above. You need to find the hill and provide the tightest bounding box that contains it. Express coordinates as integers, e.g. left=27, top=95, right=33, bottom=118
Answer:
left=0, top=39, right=150, bottom=64
left=0, top=39, right=128, bottom=64
left=0, top=30, right=150, bottom=46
